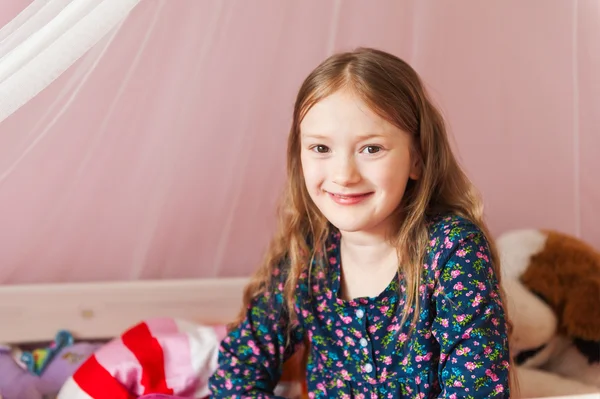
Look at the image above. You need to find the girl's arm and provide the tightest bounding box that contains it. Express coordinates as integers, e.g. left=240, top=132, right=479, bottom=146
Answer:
left=208, top=269, right=304, bottom=398
left=432, top=228, right=511, bottom=399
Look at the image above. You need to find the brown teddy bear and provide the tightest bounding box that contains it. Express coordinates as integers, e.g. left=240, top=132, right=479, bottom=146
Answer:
left=497, top=228, right=600, bottom=395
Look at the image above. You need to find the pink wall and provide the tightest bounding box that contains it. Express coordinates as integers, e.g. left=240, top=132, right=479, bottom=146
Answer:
left=0, top=1, right=598, bottom=284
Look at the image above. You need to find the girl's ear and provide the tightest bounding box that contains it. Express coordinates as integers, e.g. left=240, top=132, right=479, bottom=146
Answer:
left=409, top=149, right=422, bottom=180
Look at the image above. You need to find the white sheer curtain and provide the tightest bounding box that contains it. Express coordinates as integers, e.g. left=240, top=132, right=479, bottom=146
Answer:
left=0, top=0, right=141, bottom=123
left=0, top=0, right=598, bottom=284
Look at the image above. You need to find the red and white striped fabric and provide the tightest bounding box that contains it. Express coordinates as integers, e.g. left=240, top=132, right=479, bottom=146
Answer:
left=57, top=318, right=227, bottom=399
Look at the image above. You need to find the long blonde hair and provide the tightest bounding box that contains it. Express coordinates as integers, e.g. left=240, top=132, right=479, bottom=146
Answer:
left=234, top=47, right=516, bottom=393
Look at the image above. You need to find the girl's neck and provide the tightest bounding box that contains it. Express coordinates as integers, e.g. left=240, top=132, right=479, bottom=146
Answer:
left=339, top=231, right=396, bottom=270
left=338, top=231, right=399, bottom=300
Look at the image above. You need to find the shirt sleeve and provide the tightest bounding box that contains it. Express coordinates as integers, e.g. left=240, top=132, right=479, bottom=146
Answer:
left=432, top=229, right=511, bottom=399
left=208, top=266, right=305, bottom=398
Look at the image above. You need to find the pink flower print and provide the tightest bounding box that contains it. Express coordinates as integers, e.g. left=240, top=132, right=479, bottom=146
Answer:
left=317, top=301, right=326, bottom=312
left=449, top=394, right=457, bottom=399
left=415, top=375, right=421, bottom=384
left=451, top=270, right=461, bottom=279
left=417, top=394, right=425, bottom=399
left=345, top=336, right=355, bottom=346
left=336, top=379, right=344, bottom=388
left=247, top=340, right=260, bottom=356
left=495, top=384, right=504, bottom=393
left=341, top=316, right=352, bottom=324
left=443, top=236, right=452, bottom=248
left=472, top=293, right=483, bottom=307
left=380, top=305, right=389, bottom=313
left=486, top=369, right=499, bottom=381
left=308, top=393, right=315, bottom=399
left=356, top=394, right=365, bottom=399
left=478, top=281, right=486, bottom=291
left=465, top=362, right=476, bottom=371
left=454, top=282, right=464, bottom=291
left=402, top=357, right=408, bottom=365
left=329, top=257, right=337, bottom=264
left=317, top=383, right=328, bottom=395
left=423, top=352, right=432, bottom=361
left=477, top=251, right=489, bottom=262
left=343, top=350, right=349, bottom=357
left=484, top=346, right=492, bottom=355
left=225, top=379, right=233, bottom=390
left=430, top=238, right=437, bottom=247
left=455, top=249, right=467, bottom=257
left=341, top=369, right=351, bottom=380
left=383, top=355, right=392, bottom=365
left=387, top=323, right=400, bottom=332
left=440, top=318, right=449, bottom=328
left=371, top=393, right=378, bottom=399
left=335, top=329, right=343, bottom=337
left=415, top=355, right=423, bottom=362
left=456, top=314, right=466, bottom=322
left=326, top=290, right=332, bottom=299
left=453, top=380, right=463, bottom=387
left=398, top=333, right=408, bottom=342
left=369, top=325, right=378, bottom=333
left=317, top=270, right=325, bottom=279
left=462, top=327, right=473, bottom=340
left=380, top=368, right=388, bottom=379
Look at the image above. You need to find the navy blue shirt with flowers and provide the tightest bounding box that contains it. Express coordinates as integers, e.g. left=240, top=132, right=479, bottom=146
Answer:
left=209, top=214, right=511, bottom=398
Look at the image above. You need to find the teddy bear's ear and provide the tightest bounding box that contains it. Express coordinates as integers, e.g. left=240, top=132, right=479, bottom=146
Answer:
left=562, top=278, right=600, bottom=364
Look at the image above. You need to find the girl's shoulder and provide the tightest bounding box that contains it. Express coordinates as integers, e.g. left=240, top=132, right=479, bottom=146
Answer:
left=426, top=212, right=485, bottom=244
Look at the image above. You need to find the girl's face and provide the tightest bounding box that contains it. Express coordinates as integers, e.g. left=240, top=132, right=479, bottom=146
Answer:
left=300, top=89, right=420, bottom=237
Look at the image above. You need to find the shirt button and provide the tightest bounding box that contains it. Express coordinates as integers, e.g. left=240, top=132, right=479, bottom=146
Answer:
left=355, top=309, right=364, bottom=319
left=359, top=338, right=368, bottom=347
left=364, top=363, right=373, bottom=373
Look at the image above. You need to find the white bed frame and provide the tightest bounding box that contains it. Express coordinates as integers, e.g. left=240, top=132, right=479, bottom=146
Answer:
left=0, top=278, right=597, bottom=399
left=0, top=277, right=249, bottom=344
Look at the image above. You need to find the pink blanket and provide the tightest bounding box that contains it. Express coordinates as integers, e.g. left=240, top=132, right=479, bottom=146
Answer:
left=57, top=318, right=227, bottom=399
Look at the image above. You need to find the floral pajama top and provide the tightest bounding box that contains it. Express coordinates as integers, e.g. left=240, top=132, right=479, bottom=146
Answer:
left=208, top=214, right=511, bottom=398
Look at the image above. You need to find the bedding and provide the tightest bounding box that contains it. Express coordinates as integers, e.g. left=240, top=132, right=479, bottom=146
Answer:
left=56, top=317, right=306, bottom=399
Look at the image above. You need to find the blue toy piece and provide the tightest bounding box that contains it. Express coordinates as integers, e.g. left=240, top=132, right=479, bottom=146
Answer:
left=20, top=330, right=74, bottom=376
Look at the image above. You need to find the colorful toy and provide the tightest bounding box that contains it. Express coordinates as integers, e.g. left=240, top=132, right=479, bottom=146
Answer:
left=20, top=330, right=74, bottom=376
left=0, top=335, right=100, bottom=399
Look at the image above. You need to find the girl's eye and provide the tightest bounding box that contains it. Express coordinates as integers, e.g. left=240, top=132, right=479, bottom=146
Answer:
left=312, top=145, right=330, bottom=153
left=362, top=145, right=382, bottom=154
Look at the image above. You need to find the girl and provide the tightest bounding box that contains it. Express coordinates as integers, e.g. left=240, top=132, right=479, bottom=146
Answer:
left=209, top=47, right=513, bottom=398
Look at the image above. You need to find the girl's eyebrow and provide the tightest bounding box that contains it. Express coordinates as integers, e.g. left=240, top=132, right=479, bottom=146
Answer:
left=301, top=132, right=387, bottom=140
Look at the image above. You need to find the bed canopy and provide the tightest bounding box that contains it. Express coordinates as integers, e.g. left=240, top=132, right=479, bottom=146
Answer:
left=0, top=0, right=598, bottom=284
